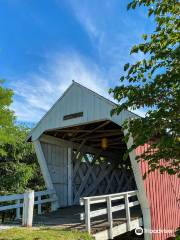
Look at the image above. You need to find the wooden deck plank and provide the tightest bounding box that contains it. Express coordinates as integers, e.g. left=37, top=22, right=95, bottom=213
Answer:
left=33, top=204, right=142, bottom=235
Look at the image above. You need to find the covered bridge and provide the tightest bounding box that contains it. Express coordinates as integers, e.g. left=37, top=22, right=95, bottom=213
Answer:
left=28, top=81, right=179, bottom=240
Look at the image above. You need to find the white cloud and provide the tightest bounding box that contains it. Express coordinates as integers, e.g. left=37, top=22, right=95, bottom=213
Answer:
left=10, top=1, right=149, bottom=123
left=65, top=0, right=101, bottom=40
left=11, top=52, right=112, bottom=122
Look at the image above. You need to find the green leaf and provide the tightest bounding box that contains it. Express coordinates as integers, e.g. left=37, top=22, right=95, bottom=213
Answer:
left=130, top=45, right=139, bottom=54
left=124, top=63, right=130, bottom=71
left=142, top=34, right=147, bottom=41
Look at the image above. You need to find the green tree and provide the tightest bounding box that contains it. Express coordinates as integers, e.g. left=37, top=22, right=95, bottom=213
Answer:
left=0, top=81, right=44, bottom=193
left=110, top=0, right=180, bottom=176
left=0, top=125, right=44, bottom=194
left=0, top=80, right=15, bottom=155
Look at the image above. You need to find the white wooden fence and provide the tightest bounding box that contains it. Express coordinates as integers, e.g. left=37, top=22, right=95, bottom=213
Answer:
left=80, top=190, right=141, bottom=239
left=0, top=189, right=58, bottom=226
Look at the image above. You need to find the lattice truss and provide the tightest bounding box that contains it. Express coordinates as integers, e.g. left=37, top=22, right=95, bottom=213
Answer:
left=72, top=150, right=136, bottom=204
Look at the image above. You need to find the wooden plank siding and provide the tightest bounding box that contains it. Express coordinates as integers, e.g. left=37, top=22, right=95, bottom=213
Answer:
left=136, top=145, right=180, bottom=240
left=41, top=142, right=69, bottom=207
left=30, top=82, right=138, bottom=141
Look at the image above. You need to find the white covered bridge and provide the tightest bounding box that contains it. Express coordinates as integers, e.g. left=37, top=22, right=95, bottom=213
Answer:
left=1, top=81, right=151, bottom=239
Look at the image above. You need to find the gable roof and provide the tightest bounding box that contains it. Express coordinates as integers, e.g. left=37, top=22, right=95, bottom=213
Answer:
left=28, top=81, right=139, bottom=141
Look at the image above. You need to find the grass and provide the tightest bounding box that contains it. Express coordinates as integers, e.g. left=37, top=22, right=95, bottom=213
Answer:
left=0, top=228, right=94, bottom=240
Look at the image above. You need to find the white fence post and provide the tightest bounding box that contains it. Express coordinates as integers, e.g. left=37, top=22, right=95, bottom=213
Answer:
left=51, top=193, right=59, bottom=212
left=107, top=196, right=113, bottom=239
left=38, top=196, right=41, bottom=214
left=85, top=198, right=91, bottom=233
left=15, top=199, right=21, bottom=219
left=125, top=193, right=131, bottom=231
left=22, top=190, right=34, bottom=227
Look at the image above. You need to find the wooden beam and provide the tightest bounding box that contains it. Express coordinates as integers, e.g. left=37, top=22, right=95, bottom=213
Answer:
left=40, top=134, right=121, bottom=160
left=72, top=121, right=111, bottom=141
left=55, top=129, right=121, bottom=133
left=72, top=139, right=86, bottom=161
left=72, top=131, right=122, bottom=141
left=124, top=129, right=152, bottom=240
left=67, top=147, right=72, bottom=206
left=33, top=140, right=59, bottom=210
left=33, top=140, right=54, bottom=190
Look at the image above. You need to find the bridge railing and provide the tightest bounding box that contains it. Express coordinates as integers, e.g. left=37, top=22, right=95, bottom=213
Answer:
left=80, top=190, right=140, bottom=238
left=0, top=189, right=58, bottom=224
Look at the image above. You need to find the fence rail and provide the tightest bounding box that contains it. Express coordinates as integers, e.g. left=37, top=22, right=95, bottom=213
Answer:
left=80, top=190, right=140, bottom=237
left=0, top=189, right=58, bottom=220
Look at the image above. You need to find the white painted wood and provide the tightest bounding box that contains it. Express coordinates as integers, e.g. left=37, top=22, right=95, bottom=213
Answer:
left=0, top=193, right=24, bottom=202
left=80, top=190, right=140, bottom=236
left=124, top=129, right=152, bottom=240
left=33, top=140, right=54, bottom=190
left=34, top=189, right=55, bottom=197
left=85, top=198, right=91, bottom=233
left=107, top=196, right=113, bottom=239
left=72, top=148, right=135, bottom=204
left=34, top=197, right=57, bottom=205
left=0, top=189, right=56, bottom=214
left=37, top=196, right=41, bottom=214
left=67, top=147, right=72, bottom=206
left=94, top=218, right=143, bottom=240
left=80, top=190, right=138, bottom=204
left=40, top=134, right=120, bottom=161
left=0, top=203, right=23, bottom=211
left=80, top=203, right=125, bottom=220
left=33, top=140, right=59, bottom=210
left=125, top=193, right=131, bottom=231
left=29, top=82, right=138, bottom=141
left=22, top=190, right=34, bottom=227
left=41, top=141, right=68, bottom=207
left=15, top=200, right=21, bottom=219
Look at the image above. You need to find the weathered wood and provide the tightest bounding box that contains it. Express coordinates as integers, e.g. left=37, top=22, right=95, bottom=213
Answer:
left=22, top=190, right=34, bottom=227
left=75, top=131, right=122, bottom=140
left=40, top=134, right=121, bottom=160
left=72, top=121, right=111, bottom=141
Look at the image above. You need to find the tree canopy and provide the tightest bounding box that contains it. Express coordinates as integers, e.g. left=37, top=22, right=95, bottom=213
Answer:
left=0, top=125, right=44, bottom=194
left=110, top=0, right=180, bottom=177
left=0, top=81, right=44, bottom=194
left=0, top=80, right=15, bottom=156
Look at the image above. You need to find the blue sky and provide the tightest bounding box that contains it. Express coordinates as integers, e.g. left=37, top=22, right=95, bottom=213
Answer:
left=0, top=0, right=154, bottom=123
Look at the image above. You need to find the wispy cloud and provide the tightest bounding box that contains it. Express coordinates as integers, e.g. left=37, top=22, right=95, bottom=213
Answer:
left=9, top=0, right=149, bottom=122
left=11, top=51, right=112, bottom=122
left=66, top=0, right=150, bottom=83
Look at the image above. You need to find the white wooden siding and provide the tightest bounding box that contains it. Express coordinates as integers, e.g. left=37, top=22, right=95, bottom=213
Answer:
left=30, top=82, right=138, bottom=141
left=41, top=142, right=69, bottom=207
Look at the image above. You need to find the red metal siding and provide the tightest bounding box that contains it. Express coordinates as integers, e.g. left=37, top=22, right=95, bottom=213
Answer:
left=136, top=145, right=180, bottom=240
